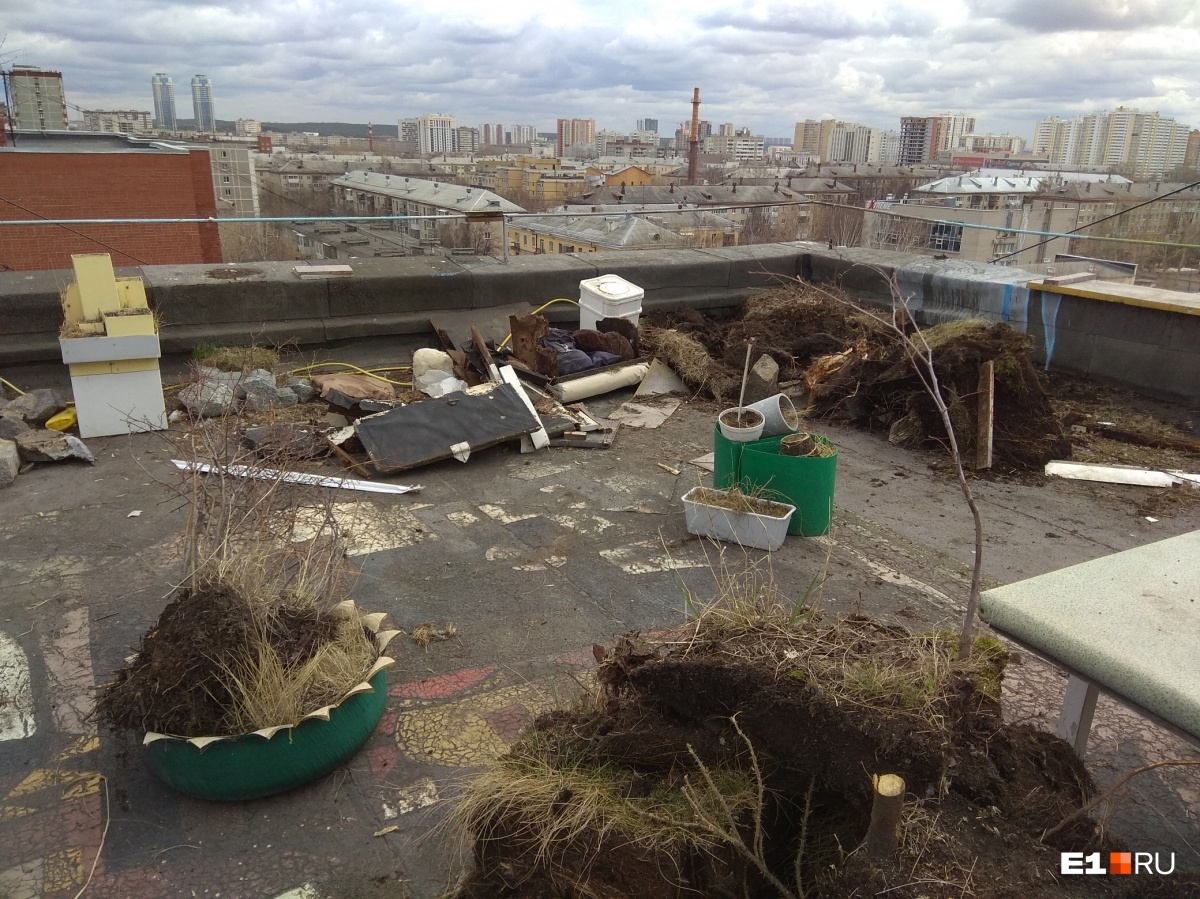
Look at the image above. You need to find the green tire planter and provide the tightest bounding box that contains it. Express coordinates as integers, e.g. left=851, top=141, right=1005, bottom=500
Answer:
left=713, top=424, right=837, bottom=537
left=143, top=665, right=391, bottom=802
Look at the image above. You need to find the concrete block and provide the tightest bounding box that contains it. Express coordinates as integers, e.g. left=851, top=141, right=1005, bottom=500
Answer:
left=723, top=245, right=802, bottom=289
left=144, top=262, right=331, bottom=326
left=321, top=311, right=437, bottom=342
left=159, top=320, right=329, bottom=355
left=327, top=257, right=473, bottom=317
left=1166, top=316, right=1200, bottom=352
left=743, top=354, right=780, bottom=404
left=469, top=254, right=597, bottom=310
left=1086, top=337, right=1200, bottom=403
left=0, top=268, right=76, bottom=336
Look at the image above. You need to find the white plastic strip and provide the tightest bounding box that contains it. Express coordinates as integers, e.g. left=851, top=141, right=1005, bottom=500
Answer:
left=1045, top=460, right=1200, bottom=488
left=500, top=364, right=549, bottom=449
left=171, top=459, right=422, bottom=494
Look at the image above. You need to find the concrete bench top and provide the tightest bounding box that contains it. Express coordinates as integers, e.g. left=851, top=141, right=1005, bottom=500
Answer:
left=980, top=530, right=1200, bottom=740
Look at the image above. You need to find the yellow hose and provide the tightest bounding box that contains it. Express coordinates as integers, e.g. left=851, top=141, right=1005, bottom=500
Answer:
left=1, top=377, right=26, bottom=396
left=497, top=298, right=581, bottom=350
left=286, top=361, right=412, bottom=387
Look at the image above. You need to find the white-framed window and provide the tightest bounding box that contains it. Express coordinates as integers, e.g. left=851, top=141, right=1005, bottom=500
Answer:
left=928, top=222, right=962, bottom=253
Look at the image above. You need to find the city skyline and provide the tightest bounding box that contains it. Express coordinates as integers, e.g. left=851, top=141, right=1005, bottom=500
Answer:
left=5, top=1, right=1199, bottom=142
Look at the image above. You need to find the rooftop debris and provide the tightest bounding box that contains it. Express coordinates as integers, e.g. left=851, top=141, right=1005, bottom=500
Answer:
left=451, top=571, right=1117, bottom=899
left=354, top=381, right=540, bottom=474
left=641, top=285, right=1071, bottom=471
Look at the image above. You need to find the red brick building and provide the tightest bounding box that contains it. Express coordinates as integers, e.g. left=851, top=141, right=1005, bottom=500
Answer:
left=0, top=131, right=221, bottom=271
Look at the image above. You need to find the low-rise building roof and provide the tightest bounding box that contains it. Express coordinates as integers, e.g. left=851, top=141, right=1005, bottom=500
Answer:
left=331, top=171, right=524, bottom=213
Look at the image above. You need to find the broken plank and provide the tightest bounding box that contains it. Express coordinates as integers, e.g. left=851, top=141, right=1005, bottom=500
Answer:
left=975, top=360, right=994, bottom=470
left=471, top=324, right=501, bottom=381
left=325, top=436, right=374, bottom=479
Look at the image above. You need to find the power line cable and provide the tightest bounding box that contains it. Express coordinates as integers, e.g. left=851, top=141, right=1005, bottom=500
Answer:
left=0, top=195, right=154, bottom=265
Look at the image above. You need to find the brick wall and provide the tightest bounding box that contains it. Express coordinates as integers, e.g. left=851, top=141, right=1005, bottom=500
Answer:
left=0, top=149, right=221, bottom=270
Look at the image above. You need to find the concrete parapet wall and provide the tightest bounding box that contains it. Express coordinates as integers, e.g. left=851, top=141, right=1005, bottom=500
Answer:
left=1, top=244, right=1196, bottom=404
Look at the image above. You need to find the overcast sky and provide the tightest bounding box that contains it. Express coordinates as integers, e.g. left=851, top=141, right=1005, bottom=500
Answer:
left=5, top=0, right=1199, bottom=141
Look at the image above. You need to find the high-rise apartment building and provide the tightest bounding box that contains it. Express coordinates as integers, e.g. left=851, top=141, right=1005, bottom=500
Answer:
left=898, top=113, right=976, bottom=163
left=793, top=119, right=839, bottom=160
left=826, top=123, right=879, bottom=164
left=932, top=113, right=976, bottom=154
left=1032, top=117, right=1073, bottom=162
left=877, top=130, right=901, bottom=166
left=6, top=66, right=69, bottom=131
left=83, top=110, right=152, bottom=133
left=151, top=73, right=177, bottom=130
left=456, top=126, right=480, bottom=154
left=898, top=117, right=934, bottom=164
left=398, top=118, right=419, bottom=147
left=190, top=75, right=215, bottom=132
left=510, top=125, right=536, bottom=145
left=1033, top=108, right=1191, bottom=177
left=416, top=114, right=456, bottom=154
left=1185, top=130, right=1200, bottom=170
left=637, top=118, right=658, bottom=133
left=960, top=133, right=1026, bottom=153
left=556, top=118, right=596, bottom=156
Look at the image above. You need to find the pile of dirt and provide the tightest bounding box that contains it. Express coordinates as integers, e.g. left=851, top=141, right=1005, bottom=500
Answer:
left=96, top=587, right=346, bottom=736
left=454, top=607, right=1195, bottom=898
left=640, top=285, right=1071, bottom=471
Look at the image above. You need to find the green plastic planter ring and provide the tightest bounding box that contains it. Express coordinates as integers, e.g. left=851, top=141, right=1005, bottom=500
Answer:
left=143, top=668, right=390, bottom=801
left=713, top=424, right=837, bottom=537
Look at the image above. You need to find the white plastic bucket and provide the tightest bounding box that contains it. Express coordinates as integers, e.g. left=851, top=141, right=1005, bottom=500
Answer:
left=579, top=274, right=644, bottom=330
left=717, top=407, right=765, bottom=443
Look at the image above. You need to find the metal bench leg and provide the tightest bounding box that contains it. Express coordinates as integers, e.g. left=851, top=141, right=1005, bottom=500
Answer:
left=1056, top=675, right=1099, bottom=756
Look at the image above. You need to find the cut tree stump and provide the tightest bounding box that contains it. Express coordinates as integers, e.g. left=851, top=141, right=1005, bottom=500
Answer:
left=862, top=773, right=905, bottom=859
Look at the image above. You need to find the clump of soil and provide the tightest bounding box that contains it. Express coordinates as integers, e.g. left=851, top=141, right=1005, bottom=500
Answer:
left=96, top=587, right=358, bottom=736
left=454, top=599, right=1194, bottom=898
left=641, top=285, right=1071, bottom=471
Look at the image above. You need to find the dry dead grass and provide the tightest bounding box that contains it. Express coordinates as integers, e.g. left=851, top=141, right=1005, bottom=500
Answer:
left=673, top=554, right=1007, bottom=737
left=220, top=612, right=379, bottom=733
left=195, top=345, right=281, bottom=372
left=639, top=328, right=738, bottom=400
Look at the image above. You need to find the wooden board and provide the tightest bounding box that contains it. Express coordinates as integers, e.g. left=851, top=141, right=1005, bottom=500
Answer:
left=356, top=383, right=539, bottom=473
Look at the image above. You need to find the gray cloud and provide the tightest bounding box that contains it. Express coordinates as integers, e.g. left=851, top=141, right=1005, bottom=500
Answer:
left=4, top=1, right=1198, bottom=143
left=964, top=0, right=1196, bottom=33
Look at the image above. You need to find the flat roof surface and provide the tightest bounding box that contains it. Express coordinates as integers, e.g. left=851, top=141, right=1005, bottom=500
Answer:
left=0, top=131, right=186, bottom=154
left=1031, top=278, right=1200, bottom=315
left=1, top=341, right=1198, bottom=895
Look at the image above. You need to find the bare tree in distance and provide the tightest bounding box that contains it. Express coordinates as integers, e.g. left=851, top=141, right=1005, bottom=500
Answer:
left=802, top=266, right=985, bottom=659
